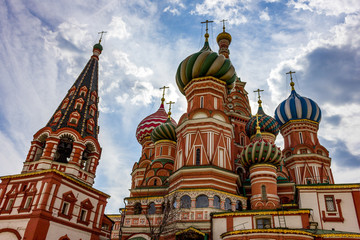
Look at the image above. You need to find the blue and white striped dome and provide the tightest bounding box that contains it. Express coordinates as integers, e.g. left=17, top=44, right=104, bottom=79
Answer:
left=275, top=89, right=321, bottom=127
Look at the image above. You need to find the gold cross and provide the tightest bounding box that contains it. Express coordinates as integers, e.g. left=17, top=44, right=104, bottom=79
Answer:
left=254, top=88, right=264, bottom=106
left=201, top=20, right=214, bottom=41
left=159, top=86, right=169, bottom=104
left=286, top=71, right=296, bottom=90
left=98, top=31, right=107, bottom=43
left=221, top=19, right=228, bottom=32
left=166, top=101, right=175, bottom=117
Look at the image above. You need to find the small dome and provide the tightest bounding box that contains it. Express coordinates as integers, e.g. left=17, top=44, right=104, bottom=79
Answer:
left=151, top=118, right=177, bottom=143
left=175, top=41, right=237, bottom=95
left=240, top=136, right=282, bottom=169
left=246, top=105, right=279, bottom=138
left=216, top=31, right=232, bottom=43
left=275, top=89, right=321, bottom=127
left=93, top=43, right=103, bottom=51
left=136, top=103, right=177, bottom=144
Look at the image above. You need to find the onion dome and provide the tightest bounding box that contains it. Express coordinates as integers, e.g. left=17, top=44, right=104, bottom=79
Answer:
left=136, top=103, right=177, bottom=144
left=275, top=81, right=321, bottom=127
left=151, top=118, right=177, bottom=143
left=176, top=37, right=237, bottom=95
left=93, top=43, right=103, bottom=51
left=240, top=134, right=282, bottom=169
left=246, top=100, right=279, bottom=138
left=216, top=23, right=232, bottom=58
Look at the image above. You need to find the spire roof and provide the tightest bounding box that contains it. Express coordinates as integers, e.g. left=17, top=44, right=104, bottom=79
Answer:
left=45, top=43, right=103, bottom=139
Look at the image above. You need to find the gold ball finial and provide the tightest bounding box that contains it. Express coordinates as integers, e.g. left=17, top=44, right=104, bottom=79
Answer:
left=290, top=81, right=295, bottom=91
left=258, top=99, right=262, bottom=106
left=205, top=32, right=209, bottom=42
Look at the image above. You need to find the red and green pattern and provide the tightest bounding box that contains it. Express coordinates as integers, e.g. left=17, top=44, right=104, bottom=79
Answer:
left=245, top=106, right=279, bottom=138
left=240, top=137, right=282, bottom=169
left=136, top=103, right=177, bottom=144
left=176, top=41, right=237, bottom=95
left=151, top=118, right=177, bottom=143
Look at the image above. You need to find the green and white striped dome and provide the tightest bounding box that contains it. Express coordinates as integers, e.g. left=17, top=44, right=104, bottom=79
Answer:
left=151, top=118, right=177, bottom=143
left=175, top=41, right=237, bottom=95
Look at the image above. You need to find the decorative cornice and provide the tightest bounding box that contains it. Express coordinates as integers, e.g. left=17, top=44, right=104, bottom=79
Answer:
left=221, top=228, right=360, bottom=238
left=296, top=184, right=360, bottom=190
left=213, top=209, right=310, bottom=218
left=1, top=169, right=110, bottom=198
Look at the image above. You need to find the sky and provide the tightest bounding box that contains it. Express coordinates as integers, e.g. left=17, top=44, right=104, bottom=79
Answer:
left=0, top=0, right=359, bottom=214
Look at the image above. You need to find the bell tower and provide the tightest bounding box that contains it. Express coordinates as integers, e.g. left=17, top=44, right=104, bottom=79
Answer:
left=0, top=37, right=111, bottom=240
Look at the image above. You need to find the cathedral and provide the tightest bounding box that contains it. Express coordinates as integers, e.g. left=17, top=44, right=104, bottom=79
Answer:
left=111, top=24, right=360, bottom=240
left=0, top=21, right=359, bottom=240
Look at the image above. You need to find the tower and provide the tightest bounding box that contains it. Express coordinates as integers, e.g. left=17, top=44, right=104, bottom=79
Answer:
left=0, top=40, right=111, bottom=240
left=274, top=72, right=334, bottom=184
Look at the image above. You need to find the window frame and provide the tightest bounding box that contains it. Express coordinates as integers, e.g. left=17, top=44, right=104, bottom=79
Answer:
left=325, top=195, right=337, bottom=212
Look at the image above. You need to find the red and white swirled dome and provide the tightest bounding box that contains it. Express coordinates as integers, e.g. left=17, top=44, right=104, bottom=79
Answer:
left=136, top=103, right=177, bottom=144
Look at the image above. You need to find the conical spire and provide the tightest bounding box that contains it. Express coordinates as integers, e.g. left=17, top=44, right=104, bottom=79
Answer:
left=45, top=42, right=103, bottom=139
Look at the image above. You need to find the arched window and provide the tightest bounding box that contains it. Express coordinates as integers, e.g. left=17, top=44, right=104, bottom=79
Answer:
left=154, top=179, right=158, bottom=186
left=200, top=96, right=204, bottom=108
left=225, top=198, right=232, bottom=211
left=236, top=200, right=242, bottom=211
left=80, top=145, right=91, bottom=170
left=196, top=148, right=201, bottom=165
left=134, top=202, right=142, bottom=215
left=34, top=140, right=46, bottom=161
left=55, top=137, right=73, bottom=163
left=180, top=195, right=191, bottom=209
left=240, top=135, right=245, bottom=146
left=196, top=195, right=209, bottom=208
left=261, top=185, right=267, bottom=200
left=213, top=195, right=220, bottom=209
left=148, top=202, right=156, bottom=215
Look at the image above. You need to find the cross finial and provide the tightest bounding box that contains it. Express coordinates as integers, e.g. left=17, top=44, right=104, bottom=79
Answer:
left=159, top=86, right=169, bottom=104
left=201, top=20, right=214, bottom=42
left=286, top=71, right=296, bottom=91
left=254, top=88, right=264, bottom=106
left=221, top=19, right=228, bottom=32
left=98, top=31, right=107, bottom=43
left=166, top=101, right=175, bottom=118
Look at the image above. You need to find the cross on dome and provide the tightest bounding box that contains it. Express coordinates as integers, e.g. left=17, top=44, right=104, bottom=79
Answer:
left=160, top=86, right=169, bottom=104
left=254, top=88, right=264, bottom=106
left=98, top=31, right=107, bottom=43
left=286, top=70, right=296, bottom=91
left=167, top=101, right=175, bottom=118
left=201, top=20, right=214, bottom=42
left=221, top=19, right=228, bottom=32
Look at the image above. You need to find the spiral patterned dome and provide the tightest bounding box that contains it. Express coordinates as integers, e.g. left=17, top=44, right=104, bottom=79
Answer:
left=275, top=89, right=321, bottom=127
left=136, top=103, right=177, bottom=144
left=175, top=41, right=237, bottom=95
left=246, top=106, right=279, bottom=138
left=240, top=135, right=282, bottom=169
left=151, top=118, right=177, bottom=143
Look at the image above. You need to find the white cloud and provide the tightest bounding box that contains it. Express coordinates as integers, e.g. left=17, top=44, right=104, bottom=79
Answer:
left=259, top=7, right=270, bottom=21
left=288, top=0, right=360, bottom=16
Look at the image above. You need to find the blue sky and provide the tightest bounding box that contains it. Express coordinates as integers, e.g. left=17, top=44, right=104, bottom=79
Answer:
left=0, top=0, right=359, bottom=213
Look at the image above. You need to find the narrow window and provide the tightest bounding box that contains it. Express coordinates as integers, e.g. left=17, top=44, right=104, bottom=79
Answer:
left=134, top=202, right=142, bottom=215
left=61, top=202, right=70, bottom=215
left=196, top=148, right=201, bottom=165
left=236, top=200, right=242, bottom=211
left=148, top=202, right=156, bottom=215
left=299, top=132, right=304, bottom=144
left=149, top=149, right=152, bottom=157
left=160, top=147, right=163, bottom=156
left=24, top=196, right=33, bottom=209
left=325, top=196, right=336, bottom=211
left=213, top=196, right=220, bottom=209
left=219, top=148, right=224, bottom=168
left=6, top=199, right=14, bottom=211
left=55, top=137, right=73, bottom=163
left=214, top=97, right=217, bottom=109
left=154, top=179, right=157, bottom=186
left=240, top=136, right=245, bottom=146
left=79, top=209, right=87, bottom=221
left=200, top=96, right=204, bottom=108
left=225, top=198, right=232, bottom=211
left=261, top=185, right=267, bottom=200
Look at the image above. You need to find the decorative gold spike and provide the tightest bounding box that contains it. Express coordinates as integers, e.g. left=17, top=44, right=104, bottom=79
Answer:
left=254, top=88, right=264, bottom=106
left=98, top=31, right=107, bottom=43
left=166, top=101, right=175, bottom=118
left=159, top=86, right=169, bottom=104
left=286, top=71, right=296, bottom=91
left=221, top=19, right=228, bottom=32
left=201, top=20, right=214, bottom=42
